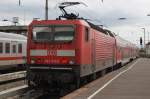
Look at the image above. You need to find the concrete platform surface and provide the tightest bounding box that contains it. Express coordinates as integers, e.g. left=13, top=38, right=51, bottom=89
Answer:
left=62, top=58, right=150, bottom=99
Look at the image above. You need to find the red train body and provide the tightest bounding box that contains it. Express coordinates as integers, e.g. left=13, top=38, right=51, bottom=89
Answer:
left=27, top=19, right=138, bottom=88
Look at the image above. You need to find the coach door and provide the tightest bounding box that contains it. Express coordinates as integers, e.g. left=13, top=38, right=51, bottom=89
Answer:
left=113, top=43, right=116, bottom=65
left=11, top=41, right=18, bottom=64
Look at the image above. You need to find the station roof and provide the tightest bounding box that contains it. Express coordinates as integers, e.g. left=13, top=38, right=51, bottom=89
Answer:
left=0, top=25, right=27, bottom=35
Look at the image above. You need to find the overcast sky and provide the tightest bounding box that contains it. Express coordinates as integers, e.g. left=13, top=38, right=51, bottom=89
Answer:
left=1, top=0, right=150, bottom=46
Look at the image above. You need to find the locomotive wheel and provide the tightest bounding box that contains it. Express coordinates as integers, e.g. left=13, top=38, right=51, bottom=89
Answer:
left=80, top=77, right=88, bottom=86
left=27, top=80, right=35, bottom=89
left=93, top=73, right=97, bottom=80
left=27, top=80, right=32, bottom=88
left=101, top=69, right=106, bottom=77
left=76, top=78, right=80, bottom=88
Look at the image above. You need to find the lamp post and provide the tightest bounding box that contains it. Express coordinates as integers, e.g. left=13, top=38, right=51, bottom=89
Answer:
left=148, top=32, right=149, bottom=43
left=146, top=14, right=150, bottom=43
left=45, top=0, right=48, bottom=20
left=141, top=28, right=146, bottom=48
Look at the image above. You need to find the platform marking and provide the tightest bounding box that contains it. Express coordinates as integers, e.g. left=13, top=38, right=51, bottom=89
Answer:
left=87, top=59, right=140, bottom=99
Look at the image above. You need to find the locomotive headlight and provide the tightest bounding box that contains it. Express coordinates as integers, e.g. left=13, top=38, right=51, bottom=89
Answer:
left=69, top=60, right=75, bottom=65
left=31, top=60, right=35, bottom=64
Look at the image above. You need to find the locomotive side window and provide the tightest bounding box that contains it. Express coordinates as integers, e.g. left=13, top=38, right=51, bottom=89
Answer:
left=5, top=43, right=10, bottom=53
left=0, top=43, right=3, bottom=53
left=13, top=45, right=16, bottom=53
left=18, top=44, right=22, bottom=53
left=85, top=27, right=89, bottom=41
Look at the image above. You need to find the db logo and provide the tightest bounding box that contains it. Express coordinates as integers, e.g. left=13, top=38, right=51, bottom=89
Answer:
left=48, top=50, right=57, bottom=56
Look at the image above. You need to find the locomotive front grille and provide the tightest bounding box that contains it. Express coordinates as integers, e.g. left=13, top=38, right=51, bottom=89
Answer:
left=30, top=49, right=75, bottom=57
left=57, top=50, right=75, bottom=56
left=30, top=50, right=48, bottom=56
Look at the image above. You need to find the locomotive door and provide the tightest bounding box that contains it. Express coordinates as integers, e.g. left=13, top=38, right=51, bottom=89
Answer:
left=91, top=34, right=96, bottom=77
left=113, top=43, right=116, bottom=65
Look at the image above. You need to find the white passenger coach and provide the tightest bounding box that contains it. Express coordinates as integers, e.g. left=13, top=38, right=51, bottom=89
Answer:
left=0, top=32, right=27, bottom=69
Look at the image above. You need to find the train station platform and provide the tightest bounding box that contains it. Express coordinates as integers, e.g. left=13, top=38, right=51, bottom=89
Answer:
left=62, top=58, right=150, bottom=99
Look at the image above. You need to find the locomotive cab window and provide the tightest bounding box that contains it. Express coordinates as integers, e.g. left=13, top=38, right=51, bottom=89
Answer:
left=32, top=25, right=74, bottom=42
left=0, top=43, right=3, bottom=53
left=5, top=43, right=10, bottom=53
left=85, top=27, right=89, bottom=41
left=54, top=26, right=74, bottom=41
left=33, top=26, right=52, bottom=41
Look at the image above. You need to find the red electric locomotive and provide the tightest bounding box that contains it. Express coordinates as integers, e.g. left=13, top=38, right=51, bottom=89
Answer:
left=26, top=2, right=138, bottom=89
left=27, top=19, right=116, bottom=87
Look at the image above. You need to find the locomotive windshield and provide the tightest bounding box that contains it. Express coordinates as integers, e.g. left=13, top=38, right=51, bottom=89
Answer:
left=32, top=25, right=74, bottom=42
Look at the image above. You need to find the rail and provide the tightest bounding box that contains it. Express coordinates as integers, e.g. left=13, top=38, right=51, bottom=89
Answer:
left=0, top=85, right=28, bottom=99
left=0, top=71, right=26, bottom=83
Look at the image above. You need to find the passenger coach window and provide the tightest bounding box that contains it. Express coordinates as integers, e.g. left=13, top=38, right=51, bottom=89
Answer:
left=18, top=44, right=22, bottom=53
left=0, top=43, right=3, bottom=53
left=13, top=45, right=16, bottom=53
left=5, top=43, right=10, bottom=53
left=85, top=27, right=89, bottom=41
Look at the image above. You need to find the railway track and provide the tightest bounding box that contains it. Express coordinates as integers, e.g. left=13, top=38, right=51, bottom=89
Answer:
left=0, top=85, right=28, bottom=99
left=0, top=71, right=26, bottom=94
left=0, top=70, right=61, bottom=99
left=0, top=66, right=26, bottom=74
left=0, top=71, right=28, bottom=99
left=0, top=87, right=70, bottom=99
left=0, top=71, right=26, bottom=85
left=0, top=86, right=60, bottom=99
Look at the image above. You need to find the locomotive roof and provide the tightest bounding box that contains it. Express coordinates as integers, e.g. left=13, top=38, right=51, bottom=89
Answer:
left=31, top=19, right=115, bottom=37
left=86, top=21, right=115, bottom=37
left=87, top=21, right=105, bottom=33
left=115, top=35, right=137, bottom=48
left=87, top=22, right=137, bottom=47
left=0, top=32, right=27, bottom=40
